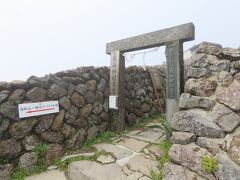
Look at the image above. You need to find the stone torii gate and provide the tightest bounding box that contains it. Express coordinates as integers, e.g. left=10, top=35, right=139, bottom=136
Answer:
left=106, top=23, right=195, bottom=131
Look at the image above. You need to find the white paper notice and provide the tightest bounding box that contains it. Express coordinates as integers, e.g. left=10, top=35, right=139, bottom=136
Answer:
left=109, top=95, right=118, bottom=109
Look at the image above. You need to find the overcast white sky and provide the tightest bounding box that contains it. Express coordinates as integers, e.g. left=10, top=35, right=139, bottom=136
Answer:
left=0, top=0, right=239, bottom=81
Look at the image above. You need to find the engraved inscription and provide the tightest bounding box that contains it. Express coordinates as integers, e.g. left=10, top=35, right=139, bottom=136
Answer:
left=110, top=51, right=119, bottom=95
left=166, top=44, right=177, bottom=99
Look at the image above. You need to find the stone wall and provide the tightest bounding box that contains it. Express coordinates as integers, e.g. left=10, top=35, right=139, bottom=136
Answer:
left=167, top=42, right=240, bottom=179
left=0, top=66, right=165, bottom=164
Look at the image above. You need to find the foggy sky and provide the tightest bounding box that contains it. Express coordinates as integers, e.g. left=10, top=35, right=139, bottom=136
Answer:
left=0, top=0, right=239, bottom=81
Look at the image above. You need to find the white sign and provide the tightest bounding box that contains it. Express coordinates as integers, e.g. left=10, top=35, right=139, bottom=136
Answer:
left=109, top=95, right=118, bottom=109
left=18, top=101, right=59, bottom=118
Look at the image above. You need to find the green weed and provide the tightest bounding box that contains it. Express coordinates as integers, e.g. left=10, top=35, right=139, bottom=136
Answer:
left=201, top=156, right=218, bottom=173
left=11, top=168, right=29, bottom=180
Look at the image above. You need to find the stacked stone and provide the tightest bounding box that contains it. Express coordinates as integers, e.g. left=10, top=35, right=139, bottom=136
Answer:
left=124, top=66, right=161, bottom=125
left=165, top=42, right=240, bottom=179
left=0, top=65, right=165, bottom=178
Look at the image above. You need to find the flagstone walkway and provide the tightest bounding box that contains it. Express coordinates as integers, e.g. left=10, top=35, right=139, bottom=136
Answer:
left=26, top=122, right=165, bottom=180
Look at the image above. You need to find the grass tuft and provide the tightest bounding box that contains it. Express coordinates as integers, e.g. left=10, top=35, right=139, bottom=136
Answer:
left=201, top=156, right=218, bottom=173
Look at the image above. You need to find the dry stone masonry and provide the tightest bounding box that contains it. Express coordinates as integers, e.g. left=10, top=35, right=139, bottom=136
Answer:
left=167, top=42, right=240, bottom=179
left=0, top=66, right=165, bottom=179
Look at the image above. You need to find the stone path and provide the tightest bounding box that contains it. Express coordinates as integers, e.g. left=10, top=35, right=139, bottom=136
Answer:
left=25, top=123, right=165, bottom=180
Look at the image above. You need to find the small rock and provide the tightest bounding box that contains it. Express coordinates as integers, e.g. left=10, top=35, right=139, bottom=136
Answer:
left=196, top=137, right=226, bottom=155
left=35, top=116, right=54, bottom=134
left=141, top=103, right=150, bottom=113
left=92, top=102, right=103, bottom=115
left=65, top=129, right=86, bottom=148
left=97, top=155, right=115, bottom=164
left=65, top=105, right=79, bottom=124
left=19, top=152, right=38, bottom=171
left=86, top=80, right=97, bottom=91
left=171, top=131, right=196, bottom=145
left=97, top=79, right=107, bottom=92
left=179, top=93, right=215, bottom=110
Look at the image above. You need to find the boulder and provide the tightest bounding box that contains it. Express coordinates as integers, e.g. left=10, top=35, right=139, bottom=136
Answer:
left=0, top=138, right=22, bottom=158
left=51, top=110, right=65, bottom=131
left=170, top=131, right=196, bottom=145
left=92, top=102, right=103, bottom=115
left=126, top=113, right=137, bottom=125
left=65, top=129, right=86, bottom=148
left=35, top=115, right=54, bottom=134
left=217, top=80, right=240, bottom=111
left=163, top=163, right=205, bottom=180
left=75, top=83, right=88, bottom=96
left=217, top=47, right=240, bottom=61
left=18, top=152, right=38, bottom=171
left=61, top=123, right=76, bottom=139
left=215, top=153, right=240, bottom=180
left=23, top=135, right=42, bottom=151
left=211, top=103, right=240, bottom=132
left=0, top=102, right=17, bottom=120
left=44, top=144, right=64, bottom=166
left=179, top=93, right=215, bottom=110
left=39, top=131, right=64, bottom=143
left=9, top=89, right=25, bottom=104
left=0, top=164, right=13, bottom=180
left=89, top=69, right=100, bottom=81
left=0, top=118, right=9, bottom=139
left=186, top=67, right=207, bottom=78
left=171, top=110, right=225, bottom=138
left=27, top=76, right=48, bottom=88
left=194, top=42, right=222, bottom=55
left=47, top=84, right=67, bottom=99
left=65, top=106, right=79, bottom=124
left=196, top=137, right=226, bottom=155
left=0, top=90, right=10, bottom=103
left=86, top=80, right=97, bottom=91
left=97, top=79, right=107, bottom=92
left=169, top=144, right=215, bottom=179
left=228, top=134, right=240, bottom=166
left=0, top=81, right=11, bottom=91
left=71, top=92, right=85, bottom=107
left=10, top=118, right=38, bottom=139
left=87, top=126, right=98, bottom=140
left=141, top=103, right=150, bottom=113
left=217, top=71, right=233, bottom=87
left=84, top=91, right=96, bottom=104
left=80, top=104, right=92, bottom=118
left=26, top=87, right=46, bottom=101
left=59, top=96, right=71, bottom=110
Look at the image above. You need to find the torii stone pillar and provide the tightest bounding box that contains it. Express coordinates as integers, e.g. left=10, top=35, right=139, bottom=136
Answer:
left=106, top=23, right=195, bottom=131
